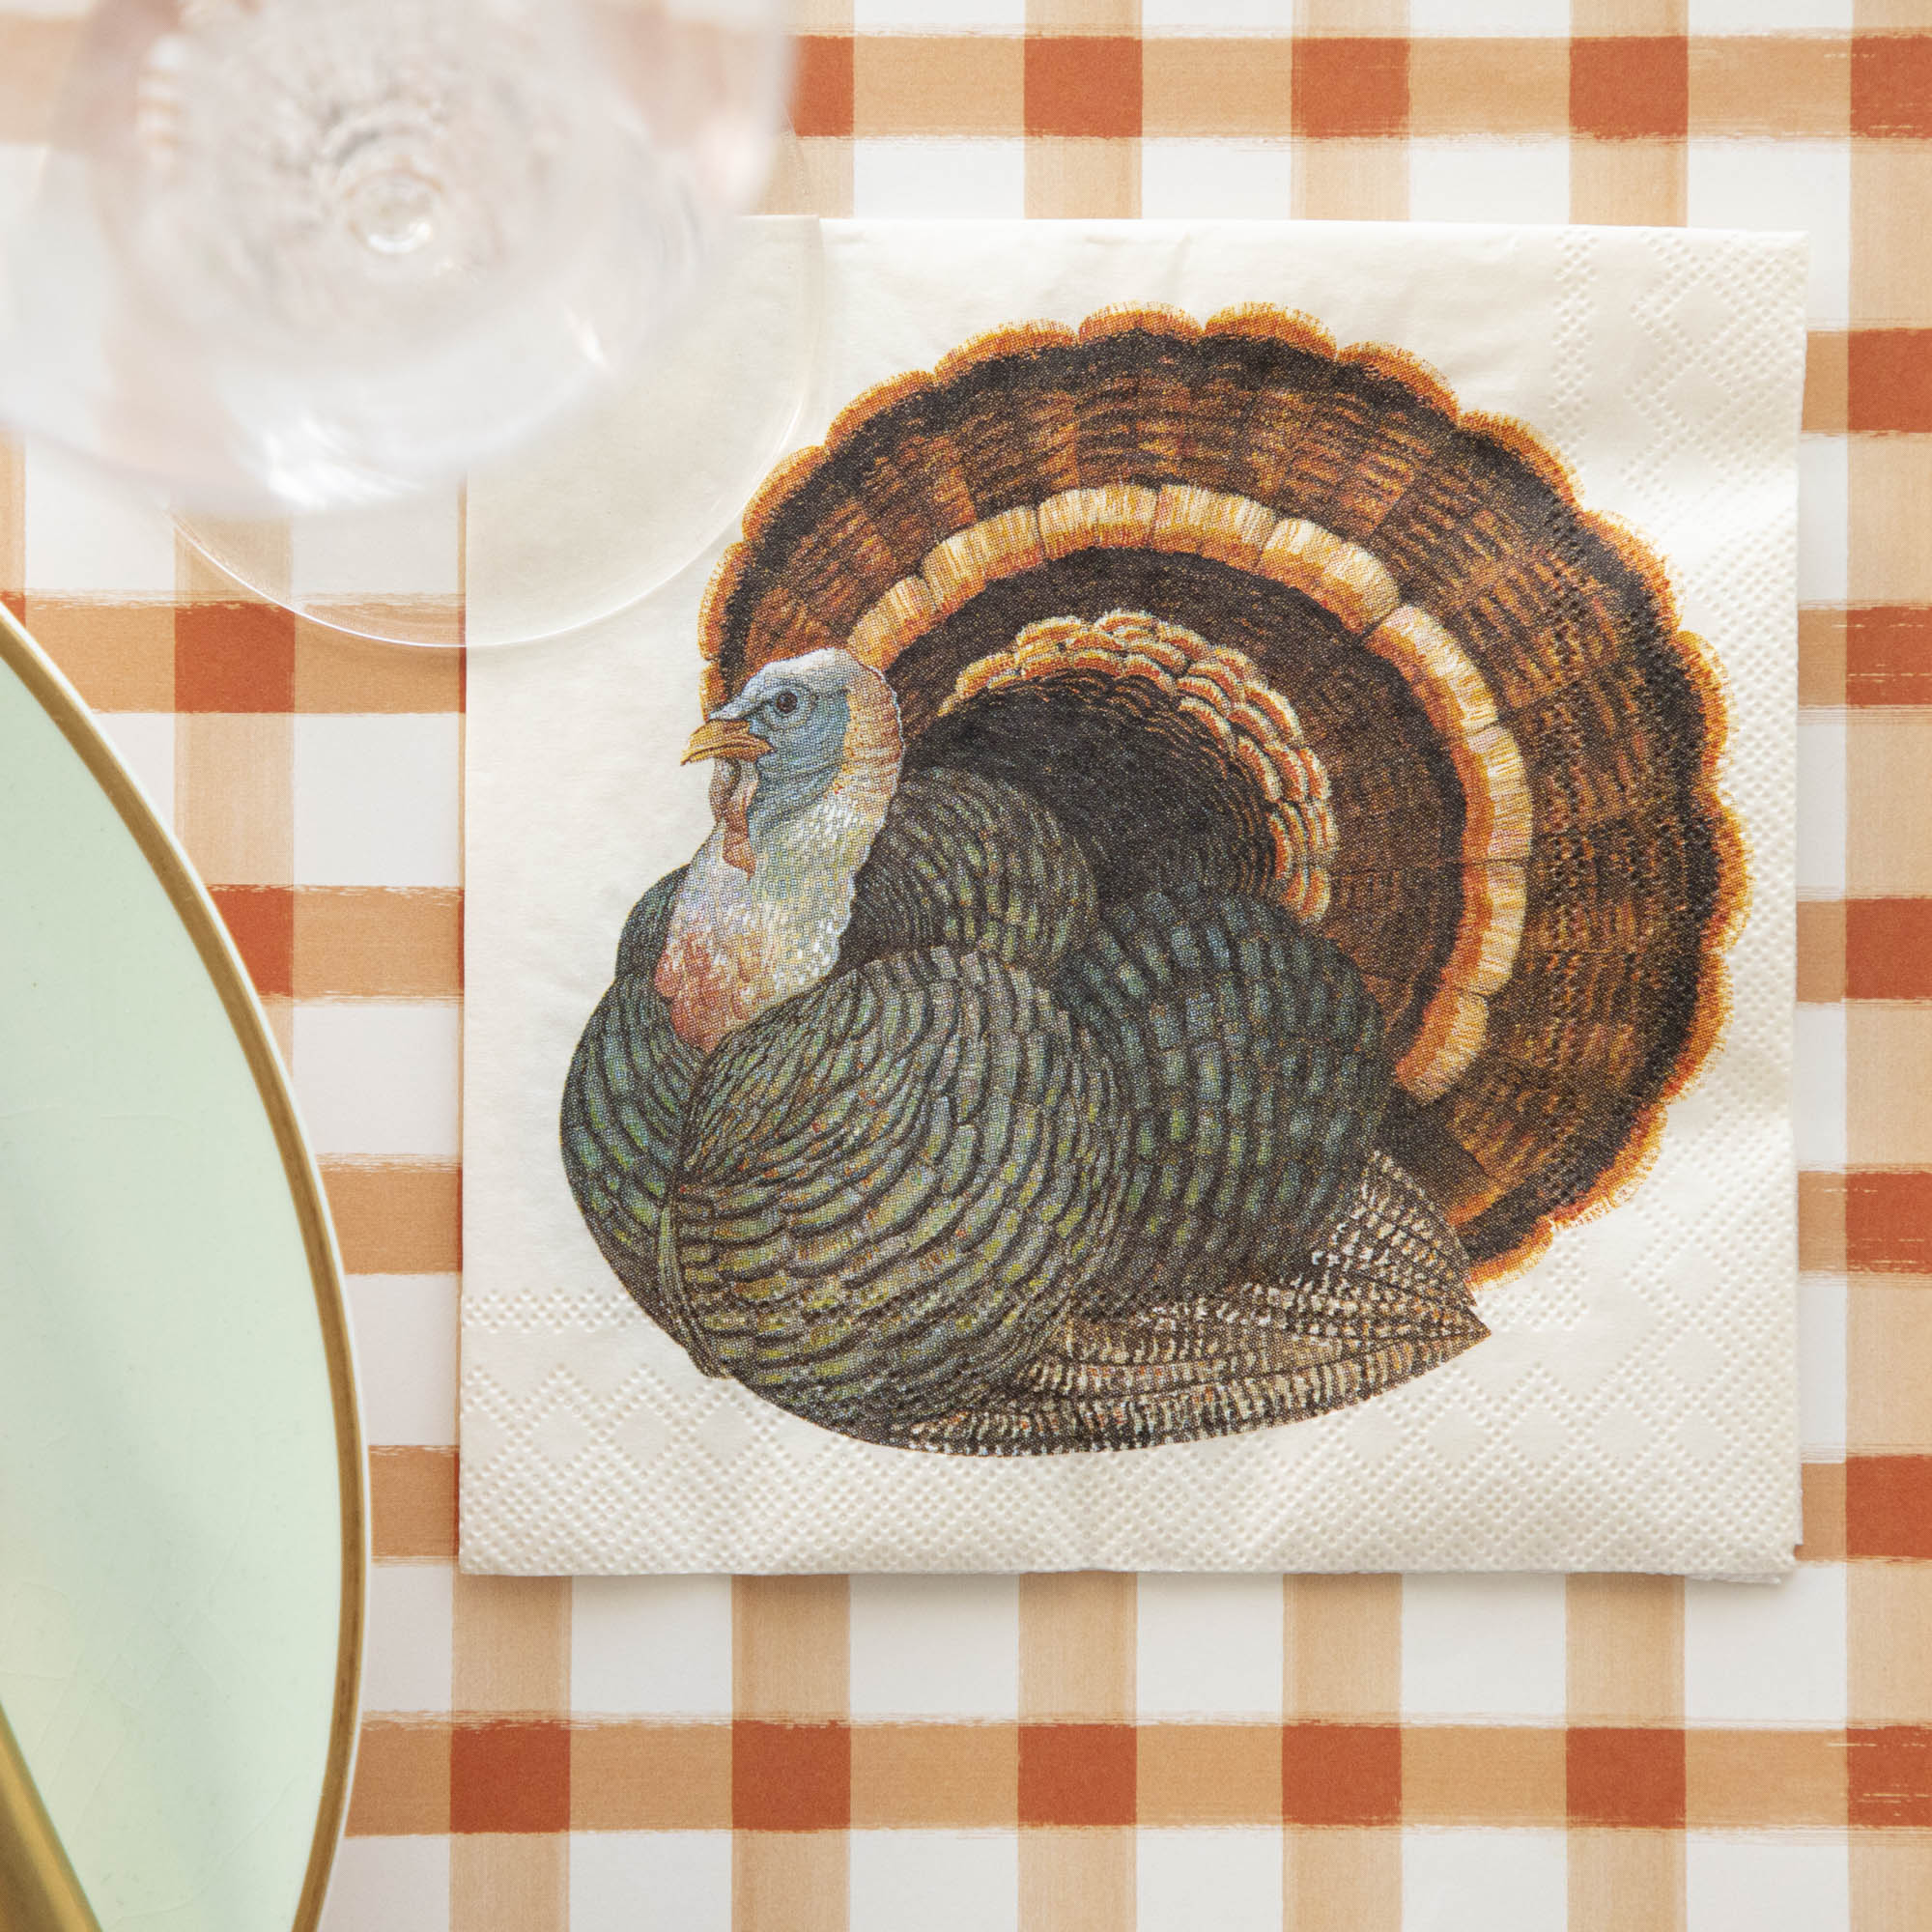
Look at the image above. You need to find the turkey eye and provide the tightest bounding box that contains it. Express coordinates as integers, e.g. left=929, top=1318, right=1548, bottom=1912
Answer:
left=773, top=691, right=800, bottom=717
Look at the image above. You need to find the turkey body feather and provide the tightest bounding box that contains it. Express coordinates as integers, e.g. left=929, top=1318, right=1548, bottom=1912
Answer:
left=893, top=1150, right=1486, bottom=1455
left=673, top=945, right=1127, bottom=1435
left=561, top=301, right=1741, bottom=1452
left=1056, top=888, right=1389, bottom=1312
left=565, top=752, right=1483, bottom=1450
left=559, top=867, right=699, bottom=1337
left=838, top=767, right=1097, bottom=976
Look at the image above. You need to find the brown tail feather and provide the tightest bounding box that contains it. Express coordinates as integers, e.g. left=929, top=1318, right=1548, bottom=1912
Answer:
left=697, top=307, right=1745, bottom=1283
left=949, top=360, right=1079, bottom=515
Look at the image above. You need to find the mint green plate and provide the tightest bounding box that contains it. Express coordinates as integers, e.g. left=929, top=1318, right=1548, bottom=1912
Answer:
left=0, top=606, right=362, bottom=1932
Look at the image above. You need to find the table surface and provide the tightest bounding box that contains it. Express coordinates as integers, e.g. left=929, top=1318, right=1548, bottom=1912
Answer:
left=3, top=3, right=1928, bottom=1929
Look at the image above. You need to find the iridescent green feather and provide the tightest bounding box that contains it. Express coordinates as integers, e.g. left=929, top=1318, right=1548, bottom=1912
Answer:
left=1055, top=886, right=1390, bottom=1314
left=838, top=767, right=1097, bottom=977
left=558, top=868, right=702, bottom=1332
left=668, top=948, right=1129, bottom=1434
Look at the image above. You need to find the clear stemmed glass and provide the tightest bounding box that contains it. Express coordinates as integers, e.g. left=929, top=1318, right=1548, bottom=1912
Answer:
left=0, top=0, right=812, bottom=645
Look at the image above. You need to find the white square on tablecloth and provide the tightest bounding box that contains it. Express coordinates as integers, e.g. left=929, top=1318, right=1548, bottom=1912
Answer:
left=1402, top=1828, right=1568, bottom=1932
left=346, top=1274, right=460, bottom=1447
left=292, top=714, right=462, bottom=890
left=1795, top=714, right=1847, bottom=899
left=850, top=1831, right=1020, bottom=1932
left=1136, top=1576, right=1284, bottom=1721
left=848, top=1575, right=1020, bottom=1720
left=1138, top=1827, right=1282, bottom=1932
left=24, top=442, right=178, bottom=594
left=1793, top=1006, right=1848, bottom=1172
left=1408, top=140, right=1571, bottom=227
left=360, top=1566, right=455, bottom=1714
left=1685, top=1833, right=1850, bottom=1932
left=1685, top=1564, right=1848, bottom=1726
left=1796, top=1274, right=1848, bottom=1457
left=319, top=1837, right=451, bottom=1932
left=1688, top=142, right=1850, bottom=327
left=1797, top=436, right=1849, bottom=606
left=570, top=1576, right=735, bottom=1719
left=1401, top=1574, right=1568, bottom=1724
left=1142, top=142, right=1296, bottom=220
left=93, top=713, right=175, bottom=832
left=852, top=140, right=1026, bottom=218
left=293, top=1001, right=462, bottom=1160
left=571, top=1833, right=733, bottom=1932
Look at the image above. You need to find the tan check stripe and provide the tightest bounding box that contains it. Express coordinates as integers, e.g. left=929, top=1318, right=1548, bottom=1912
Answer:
left=8, top=0, right=1932, bottom=1924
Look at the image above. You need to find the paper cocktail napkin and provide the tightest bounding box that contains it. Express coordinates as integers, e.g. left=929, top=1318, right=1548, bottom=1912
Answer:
left=462, top=220, right=1804, bottom=1577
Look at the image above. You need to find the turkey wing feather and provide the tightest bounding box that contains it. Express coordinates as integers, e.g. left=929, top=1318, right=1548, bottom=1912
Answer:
left=668, top=948, right=1130, bottom=1435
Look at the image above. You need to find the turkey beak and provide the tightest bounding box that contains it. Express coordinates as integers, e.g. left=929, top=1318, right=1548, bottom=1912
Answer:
left=682, top=719, right=770, bottom=766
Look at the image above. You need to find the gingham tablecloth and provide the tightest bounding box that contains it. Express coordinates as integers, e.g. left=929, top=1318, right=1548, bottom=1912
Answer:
left=3, top=2, right=1928, bottom=1927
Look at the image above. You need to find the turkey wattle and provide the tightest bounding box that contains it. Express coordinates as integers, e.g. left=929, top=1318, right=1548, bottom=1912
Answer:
left=560, top=303, right=1741, bottom=1455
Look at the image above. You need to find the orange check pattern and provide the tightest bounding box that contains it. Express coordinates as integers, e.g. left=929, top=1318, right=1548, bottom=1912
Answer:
left=4, top=0, right=1931, bottom=1924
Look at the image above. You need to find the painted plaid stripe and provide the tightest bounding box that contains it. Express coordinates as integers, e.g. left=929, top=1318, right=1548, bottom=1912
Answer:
left=340, top=1718, right=1932, bottom=1837
left=779, top=33, right=1919, bottom=144
left=21, top=597, right=465, bottom=712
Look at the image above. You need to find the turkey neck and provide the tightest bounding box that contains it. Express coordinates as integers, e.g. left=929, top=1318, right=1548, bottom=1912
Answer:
left=656, top=678, right=903, bottom=1055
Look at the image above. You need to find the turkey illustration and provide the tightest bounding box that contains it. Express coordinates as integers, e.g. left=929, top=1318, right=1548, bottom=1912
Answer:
left=561, top=304, right=1743, bottom=1455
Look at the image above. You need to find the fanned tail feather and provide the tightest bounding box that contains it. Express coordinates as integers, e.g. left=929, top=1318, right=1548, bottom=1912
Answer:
left=698, top=308, right=1743, bottom=1283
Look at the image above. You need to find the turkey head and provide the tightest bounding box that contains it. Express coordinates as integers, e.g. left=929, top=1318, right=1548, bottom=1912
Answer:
left=562, top=301, right=1744, bottom=1455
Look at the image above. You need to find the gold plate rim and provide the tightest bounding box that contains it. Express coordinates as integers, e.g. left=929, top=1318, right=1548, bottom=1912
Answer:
left=0, top=599, right=367, bottom=1932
